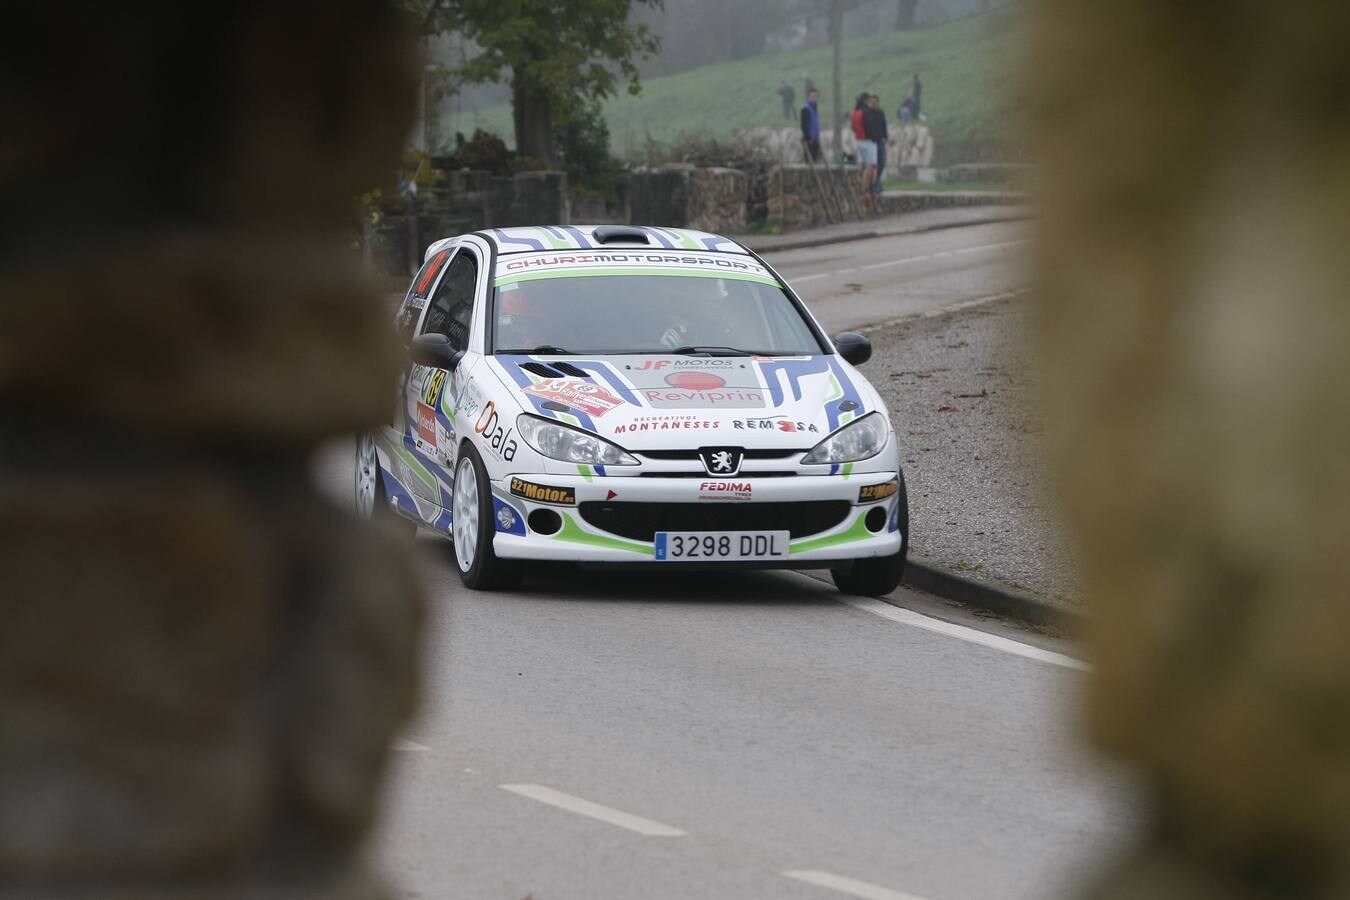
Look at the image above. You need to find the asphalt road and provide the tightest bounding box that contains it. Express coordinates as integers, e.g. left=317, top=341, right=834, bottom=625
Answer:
left=314, top=221, right=1136, bottom=899
left=766, top=222, right=1029, bottom=335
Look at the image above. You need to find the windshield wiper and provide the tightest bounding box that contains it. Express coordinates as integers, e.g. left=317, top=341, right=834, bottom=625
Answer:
left=498, top=345, right=573, bottom=355
left=668, top=345, right=772, bottom=357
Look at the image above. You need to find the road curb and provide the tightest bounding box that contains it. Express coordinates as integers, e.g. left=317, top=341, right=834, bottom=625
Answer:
left=744, top=211, right=1031, bottom=255
left=900, top=553, right=1085, bottom=632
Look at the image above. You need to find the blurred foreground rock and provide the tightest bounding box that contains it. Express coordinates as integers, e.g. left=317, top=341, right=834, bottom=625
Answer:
left=1028, top=2, right=1350, bottom=896
left=0, top=3, right=423, bottom=897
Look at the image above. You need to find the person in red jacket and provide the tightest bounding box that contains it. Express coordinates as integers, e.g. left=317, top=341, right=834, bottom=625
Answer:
left=854, top=93, right=880, bottom=212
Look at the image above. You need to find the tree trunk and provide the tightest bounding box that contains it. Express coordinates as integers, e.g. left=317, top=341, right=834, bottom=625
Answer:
left=510, top=73, right=554, bottom=164
left=896, top=0, right=918, bottom=29
left=829, top=0, right=844, bottom=163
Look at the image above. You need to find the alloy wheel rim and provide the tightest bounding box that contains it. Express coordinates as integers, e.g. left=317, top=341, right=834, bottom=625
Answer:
left=355, top=433, right=378, bottom=518
left=453, top=456, right=479, bottom=572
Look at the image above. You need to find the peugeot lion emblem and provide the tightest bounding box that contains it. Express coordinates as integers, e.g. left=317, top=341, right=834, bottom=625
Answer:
left=699, top=447, right=745, bottom=477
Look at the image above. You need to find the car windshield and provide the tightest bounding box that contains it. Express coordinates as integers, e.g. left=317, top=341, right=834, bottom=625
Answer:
left=491, top=272, right=825, bottom=356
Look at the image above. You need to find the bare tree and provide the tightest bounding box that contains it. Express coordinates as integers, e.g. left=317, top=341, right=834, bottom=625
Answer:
left=896, top=0, right=918, bottom=29
left=829, top=0, right=844, bottom=161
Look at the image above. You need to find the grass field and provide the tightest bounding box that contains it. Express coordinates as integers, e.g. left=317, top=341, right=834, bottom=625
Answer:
left=452, top=7, right=1027, bottom=159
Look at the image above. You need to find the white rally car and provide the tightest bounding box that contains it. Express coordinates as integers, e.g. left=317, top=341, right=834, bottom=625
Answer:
left=356, top=225, right=908, bottom=595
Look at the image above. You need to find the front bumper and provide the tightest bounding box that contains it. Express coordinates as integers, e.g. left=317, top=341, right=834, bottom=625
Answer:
left=490, top=473, right=904, bottom=564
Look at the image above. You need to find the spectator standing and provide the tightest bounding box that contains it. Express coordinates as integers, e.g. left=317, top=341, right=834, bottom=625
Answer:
left=777, top=81, right=796, bottom=120
left=856, top=93, right=886, bottom=212
left=800, top=87, right=821, bottom=162
left=868, top=94, right=888, bottom=200
left=911, top=72, right=923, bottom=117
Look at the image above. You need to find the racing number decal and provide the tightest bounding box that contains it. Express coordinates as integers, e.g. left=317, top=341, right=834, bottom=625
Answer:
left=421, top=368, right=447, bottom=407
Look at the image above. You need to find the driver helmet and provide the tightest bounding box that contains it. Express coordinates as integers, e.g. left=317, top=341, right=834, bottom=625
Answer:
left=498, top=286, right=550, bottom=346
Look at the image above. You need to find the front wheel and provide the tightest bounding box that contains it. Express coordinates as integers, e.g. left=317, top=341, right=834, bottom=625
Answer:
left=355, top=432, right=416, bottom=537
left=831, top=470, right=909, bottom=597
left=451, top=444, right=520, bottom=591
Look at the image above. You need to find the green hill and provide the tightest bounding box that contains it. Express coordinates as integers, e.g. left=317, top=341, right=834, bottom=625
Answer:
left=453, top=8, right=1026, bottom=162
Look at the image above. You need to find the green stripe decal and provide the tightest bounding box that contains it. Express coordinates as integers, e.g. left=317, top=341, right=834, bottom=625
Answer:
left=554, top=513, right=650, bottom=554
left=790, top=514, right=872, bottom=555
left=495, top=267, right=777, bottom=288
left=377, top=433, right=439, bottom=493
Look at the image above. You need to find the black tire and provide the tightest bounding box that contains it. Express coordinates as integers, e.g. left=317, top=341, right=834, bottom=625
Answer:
left=450, top=443, right=521, bottom=591
left=831, top=468, right=909, bottom=597
left=356, top=432, right=416, bottom=538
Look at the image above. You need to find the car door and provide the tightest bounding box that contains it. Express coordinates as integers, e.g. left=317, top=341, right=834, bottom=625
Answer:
left=407, top=244, right=481, bottom=488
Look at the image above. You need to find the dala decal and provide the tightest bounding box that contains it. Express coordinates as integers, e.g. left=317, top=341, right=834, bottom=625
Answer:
left=474, top=401, right=518, bottom=461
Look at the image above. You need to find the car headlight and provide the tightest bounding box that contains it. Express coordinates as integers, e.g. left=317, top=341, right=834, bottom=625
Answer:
left=516, top=415, right=639, bottom=466
left=800, top=413, right=890, bottom=465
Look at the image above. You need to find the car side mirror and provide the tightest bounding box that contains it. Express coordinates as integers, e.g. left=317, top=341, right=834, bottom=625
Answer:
left=833, top=331, right=872, bottom=366
left=410, top=333, right=464, bottom=370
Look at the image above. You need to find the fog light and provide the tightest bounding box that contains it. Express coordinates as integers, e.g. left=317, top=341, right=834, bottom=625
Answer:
left=497, top=506, right=517, bottom=531
left=528, top=508, right=562, bottom=535
left=865, top=507, right=888, bottom=533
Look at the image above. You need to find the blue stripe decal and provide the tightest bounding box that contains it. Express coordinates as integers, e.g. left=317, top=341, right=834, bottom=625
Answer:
left=642, top=226, right=676, bottom=249
left=560, top=225, right=593, bottom=249
left=492, top=228, right=546, bottom=251
left=757, top=356, right=865, bottom=430
left=559, top=360, right=644, bottom=406
left=700, top=235, right=740, bottom=251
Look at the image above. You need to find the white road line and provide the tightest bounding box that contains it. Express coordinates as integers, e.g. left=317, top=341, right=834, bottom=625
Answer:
left=841, top=598, right=1090, bottom=671
left=391, top=738, right=430, bottom=752
left=499, top=784, right=687, bottom=836
left=789, top=240, right=1026, bottom=284
left=857, top=288, right=1032, bottom=334
left=783, top=869, right=930, bottom=900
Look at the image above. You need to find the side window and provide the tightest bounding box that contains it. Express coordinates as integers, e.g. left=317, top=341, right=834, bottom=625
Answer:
left=398, top=249, right=451, bottom=345
left=420, top=250, right=478, bottom=353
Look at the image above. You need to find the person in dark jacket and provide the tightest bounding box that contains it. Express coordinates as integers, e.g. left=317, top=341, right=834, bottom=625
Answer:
left=800, top=87, right=821, bottom=162
left=857, top=94, right=887, bottom=211
left=864, top=94, right=889, bottom=201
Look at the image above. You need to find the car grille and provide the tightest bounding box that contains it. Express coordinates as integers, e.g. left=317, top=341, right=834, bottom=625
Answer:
left=578, top=501, right=851, bottom=541
left=636, top=449, right=805, bottom=460
left=637, top=471, right=797, bottom=478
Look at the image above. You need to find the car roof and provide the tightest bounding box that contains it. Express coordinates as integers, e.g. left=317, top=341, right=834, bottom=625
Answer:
left=424, top=225, right=749, bottom=263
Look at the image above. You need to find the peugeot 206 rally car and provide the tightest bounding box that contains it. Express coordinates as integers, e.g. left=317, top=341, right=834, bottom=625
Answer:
left=356, top=224, right=908, bottom=595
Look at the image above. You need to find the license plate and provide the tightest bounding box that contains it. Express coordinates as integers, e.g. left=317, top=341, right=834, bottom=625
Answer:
left=653, top=530, right=790, bottom=561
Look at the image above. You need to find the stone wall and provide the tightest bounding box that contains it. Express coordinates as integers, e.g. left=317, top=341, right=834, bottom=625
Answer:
left=765, top=164, right=865, bottom=232
left=1, top=3, right=424, bottom=898
left=628, top=164, right=747, bottom=234
left=1028, top=1, right=1350, bottom=896
left=369, top=170, right=569, bottom=275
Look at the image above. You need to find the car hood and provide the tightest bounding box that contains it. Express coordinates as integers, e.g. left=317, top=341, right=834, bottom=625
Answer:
left=487, top=353, right=881, bottom=450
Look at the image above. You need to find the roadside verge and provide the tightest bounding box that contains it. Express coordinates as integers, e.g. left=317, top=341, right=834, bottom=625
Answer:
left=900, top=555, right=1084, bottom=633
left=739, top=205, right=1031, bottom=255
